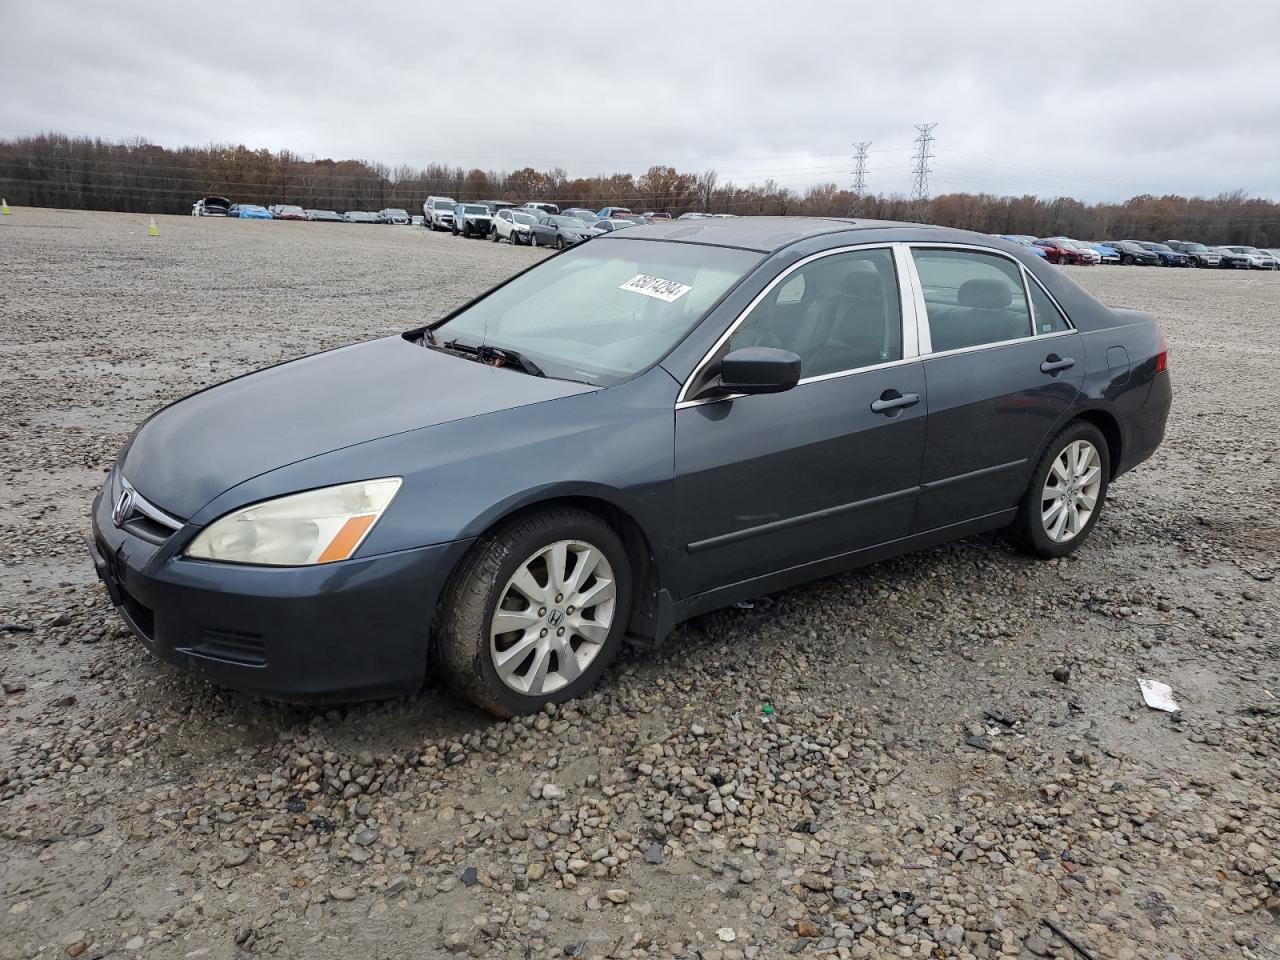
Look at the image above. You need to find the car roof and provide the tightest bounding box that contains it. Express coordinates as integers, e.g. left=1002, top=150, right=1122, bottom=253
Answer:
left=618, top=215, right=972, bottom=253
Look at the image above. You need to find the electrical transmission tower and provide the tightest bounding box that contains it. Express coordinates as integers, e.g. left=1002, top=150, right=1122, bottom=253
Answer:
left=909, top=123, right=937, bottom=221
left=849, top=141, right=871, bottom=217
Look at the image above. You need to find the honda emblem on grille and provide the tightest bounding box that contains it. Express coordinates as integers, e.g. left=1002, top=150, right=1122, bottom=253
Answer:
left=112, top=489, right=134, bottom=527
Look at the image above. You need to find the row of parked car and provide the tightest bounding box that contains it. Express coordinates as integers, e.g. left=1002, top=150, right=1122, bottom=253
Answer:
left=999, top=234, right=1280, bottom=270
left=417, top=198, right=738, bottom=246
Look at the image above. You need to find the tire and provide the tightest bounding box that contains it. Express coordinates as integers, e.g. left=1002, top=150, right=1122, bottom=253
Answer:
left=491, top=227, right=499, bottom=242
left=555, top=236, right=565, bottom=250
left=1011, top=421, right=1111, bottom=559
left=437, top=507, right=632, bottom=716
left=452, top=224, right=459, bottom=237
left=530, top=233, right=538, bottom=247
left=1121, top=254, right=1133, bottom=266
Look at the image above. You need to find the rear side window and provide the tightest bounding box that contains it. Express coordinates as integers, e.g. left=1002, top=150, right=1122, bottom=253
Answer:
left=1027, top=280, right=1071, bottom=334
left=729, top=248, right=902, bottom=378
left=913, top=249, right=1031, bottom=353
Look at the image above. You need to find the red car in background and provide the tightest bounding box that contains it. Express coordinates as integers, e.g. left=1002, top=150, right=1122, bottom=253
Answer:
left=273, top=204, right=308, bottom=221
left=1034, top=238, right=1092, bottom=265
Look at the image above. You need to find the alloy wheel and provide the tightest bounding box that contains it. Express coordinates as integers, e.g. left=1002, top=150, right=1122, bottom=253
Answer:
left=1040, top=440, right=1102, bottom=543
left=489, top=540, right=616, bottom=696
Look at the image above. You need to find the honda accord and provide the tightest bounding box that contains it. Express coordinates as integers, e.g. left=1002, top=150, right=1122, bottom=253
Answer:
left=90, top=218, right=1171, bottom=716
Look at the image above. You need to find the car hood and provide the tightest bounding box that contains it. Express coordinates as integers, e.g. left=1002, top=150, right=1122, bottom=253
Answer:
left=122, top=336, right=595, bottom=519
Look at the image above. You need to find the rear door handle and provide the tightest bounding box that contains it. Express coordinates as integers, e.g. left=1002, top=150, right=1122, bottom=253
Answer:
left=870, top=391, right=920, bottom=414
left=1040, top=355, right=1076, bottom=374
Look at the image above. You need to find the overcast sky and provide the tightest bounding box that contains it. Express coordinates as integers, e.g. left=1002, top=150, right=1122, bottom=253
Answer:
left=5, top=1, right=1279, bottom=202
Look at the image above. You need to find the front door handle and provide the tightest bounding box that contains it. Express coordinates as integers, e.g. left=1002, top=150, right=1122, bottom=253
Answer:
left=870, top=390, right=920, bottom=415
left=1040, top=355, right=1076, bottom=374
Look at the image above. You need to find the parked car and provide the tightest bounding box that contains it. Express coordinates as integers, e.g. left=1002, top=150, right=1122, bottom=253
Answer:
left=1263, top=249, right=1280, bottom=264
left=1087, top=242, right=1121, bottom=265
left=1106, top=240, right=1159, bottom=266
left=522, top=202, right=560, bottom=216
left=90, top=217, right=1171, bottom=714
left=452, top=203, right=493, bottom=238
left=492, top=207, right=539, bottom=244
left=1051, top=239, right=1100, bottom=265
left=1222, top=245, right=1278, bottom=269
left=1033, top=238, right=1089, bottom=265
left=306, top=209, right=345, bottom=223
left=560, top=208, right=598, bottom=225
left=596, top=206, right=633, bottom=220
left=529, top=214, right=596, bottom=249
left=423, top=196, right=458, bottom=231
left=1208, top=246, right=1253, bottom=269
left=641, top=211, right=673, bottom=222
left=1136, top=242, right=1191, bottom=267
left=677, top=212, right=713, bottom=220
left=272, top=205, right=307, bottom=222
left=589, top=218, right=638, bottom=235
left=1163, top=241, right=1221, bottom=268
left=411, top=214, right=425, bottom=227
left=377, top=208, right=411, bottom=225
left=480, top=201, right=516, bottom=216
left=227, top=204, right=273, bottom=219
left=192, top=196, right=231, bottom=217
left=343, top=211, right=378, bottom=224
left=998, top=235, right=1048, bottom=258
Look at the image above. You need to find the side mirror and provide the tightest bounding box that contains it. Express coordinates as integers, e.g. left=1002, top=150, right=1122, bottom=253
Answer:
left=718, top=347, right=801, bottom=395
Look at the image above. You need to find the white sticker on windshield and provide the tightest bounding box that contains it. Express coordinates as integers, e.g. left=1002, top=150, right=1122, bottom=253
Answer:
left=619, top=274, right=692, bottom=303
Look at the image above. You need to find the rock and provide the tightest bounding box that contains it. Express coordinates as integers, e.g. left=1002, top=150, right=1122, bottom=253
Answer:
left=461, top=866, right=478, bottom=886
left=541, top=783, right=566, bottom=801
left=718, top=927, right=737, bottom=942
left=605, top=888, right=629, bottom=904
left=330, top=886, right=357, bottom=902
left=125, top=936, right=145, bottom=951
left=221, top=848, right=251, bottom=868
left=1053, top=665, right=1071, bottom=684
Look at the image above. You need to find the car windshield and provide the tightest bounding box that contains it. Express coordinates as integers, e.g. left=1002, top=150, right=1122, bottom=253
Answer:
left=1235, top=246, right=1261, bottom=254
left=552, top=216, right=585, bottom=228
left=463, top=205, right=487, bottom=214
left=1146, top=243, right=1173, bottom=252
left=1183, top=243, right=1208, bottom=252
left=431, top=238, right=760, bottom=386
left=432, top=200, right=453, bottom=209
left=387, top=209, right=408, bottom=217
left=512, top=212, right=538, bottom=225
left=280, top=205, right=304, bottom=214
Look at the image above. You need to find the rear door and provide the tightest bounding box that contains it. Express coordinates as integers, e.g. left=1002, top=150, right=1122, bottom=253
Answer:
left=907, top=246, right=1085, bottom=532
left=673, top=245, right=927, bottom=598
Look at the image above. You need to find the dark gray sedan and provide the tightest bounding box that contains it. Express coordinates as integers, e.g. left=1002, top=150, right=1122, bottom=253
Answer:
left=90, top=218, right=1171, bottom=715
left=529, top=214, right=596, bottom=249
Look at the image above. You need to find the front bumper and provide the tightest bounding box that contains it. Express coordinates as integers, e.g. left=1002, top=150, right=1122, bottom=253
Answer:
left=89, top=481, right=474, bottom=703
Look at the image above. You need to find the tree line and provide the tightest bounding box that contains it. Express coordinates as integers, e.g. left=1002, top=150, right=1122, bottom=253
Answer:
left=2, top=133, right=1278, bottom=245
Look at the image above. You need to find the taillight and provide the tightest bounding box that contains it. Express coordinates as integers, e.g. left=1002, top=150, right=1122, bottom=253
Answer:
left=1154, top=331, right=1168, bottom=374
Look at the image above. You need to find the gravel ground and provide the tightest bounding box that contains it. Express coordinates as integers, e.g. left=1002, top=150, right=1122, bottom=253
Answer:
left=1, top=209, right=1277, bottom=960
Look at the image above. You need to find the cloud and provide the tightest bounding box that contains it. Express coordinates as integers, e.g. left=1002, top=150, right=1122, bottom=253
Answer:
left=4, top=0, right=1278, bottom=200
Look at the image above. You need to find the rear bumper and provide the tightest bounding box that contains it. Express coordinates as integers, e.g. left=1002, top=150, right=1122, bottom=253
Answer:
left=1118, top=371, right=1171, bottom=477
left=89, top=483, right=474, bottom=703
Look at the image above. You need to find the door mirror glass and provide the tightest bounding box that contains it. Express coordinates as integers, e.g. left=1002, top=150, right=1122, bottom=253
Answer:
left=718, top=347, right=801, bottom=395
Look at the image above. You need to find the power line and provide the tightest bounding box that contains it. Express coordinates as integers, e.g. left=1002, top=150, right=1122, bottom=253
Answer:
left=909, top=123, right=938, bottom=221
left=849, top=141, right=871, bottom=217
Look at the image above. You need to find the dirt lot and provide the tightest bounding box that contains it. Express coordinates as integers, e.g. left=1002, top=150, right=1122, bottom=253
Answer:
left=1, top=208, right=1277, bottom=960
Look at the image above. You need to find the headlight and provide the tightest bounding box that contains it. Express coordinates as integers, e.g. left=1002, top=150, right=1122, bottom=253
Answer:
left=185, top=478, right=401, bottom=566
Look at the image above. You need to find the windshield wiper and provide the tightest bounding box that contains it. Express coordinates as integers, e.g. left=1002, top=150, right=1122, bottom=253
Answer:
left=477, top=344, right=545, bottom=377
left=439, top=338, right=545, bottom=377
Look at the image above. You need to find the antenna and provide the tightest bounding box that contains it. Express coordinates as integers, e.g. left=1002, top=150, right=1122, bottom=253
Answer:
left=849, top=141, right=871, bottom=217
left=910, top=123, right=937, bottom=222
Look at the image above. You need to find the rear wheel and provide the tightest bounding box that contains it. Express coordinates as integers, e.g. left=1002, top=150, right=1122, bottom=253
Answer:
left=1011, top=421, right=1110, bottom=559
left=437, top=507, right=631, bottom=716
left=491, top=227, right=499, bottom=241
left=530, top=233, right=538, bottom=247
left=556, top=235, right=566, bottom=250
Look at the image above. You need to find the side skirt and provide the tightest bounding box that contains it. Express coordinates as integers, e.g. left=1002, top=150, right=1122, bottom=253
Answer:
left=668, top=509, right=1017, bottom=626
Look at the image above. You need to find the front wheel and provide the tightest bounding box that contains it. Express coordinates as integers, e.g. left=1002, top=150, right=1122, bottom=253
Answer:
left=555, top=236, right=566, bottom=250
left=1011, top=421, right=1110, bottom=559
left=437, top=507, right=632, bottom=716
left=491, top=227, right=499, bottom=242
left=530, top=233, right=538, bottom=247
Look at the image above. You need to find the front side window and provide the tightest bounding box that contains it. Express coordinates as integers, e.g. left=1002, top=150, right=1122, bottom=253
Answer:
left=728, top=248, right=902, bottom=379
left=433, top=238, right=760, bottom=386
left=913, top=249, right=1031, bottom=353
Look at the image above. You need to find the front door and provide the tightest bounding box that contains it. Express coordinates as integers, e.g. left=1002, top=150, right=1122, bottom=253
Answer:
left=672, top=246, right=927, bottom=599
